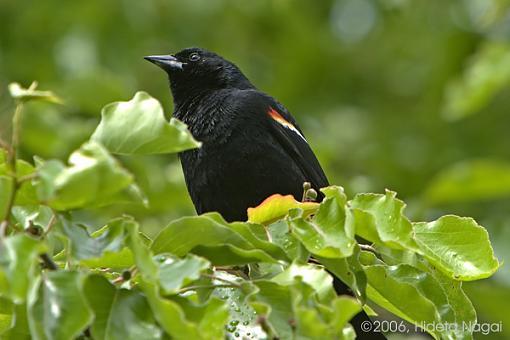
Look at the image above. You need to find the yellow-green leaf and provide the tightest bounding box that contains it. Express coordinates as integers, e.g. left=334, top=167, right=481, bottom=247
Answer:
left=247, top=194, right=319, bottom=225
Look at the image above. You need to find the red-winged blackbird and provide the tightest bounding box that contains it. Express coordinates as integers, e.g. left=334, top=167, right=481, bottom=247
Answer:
left=145, top=47, right=386, bottom=339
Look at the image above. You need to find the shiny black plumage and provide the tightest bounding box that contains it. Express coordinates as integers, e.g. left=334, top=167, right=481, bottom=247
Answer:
left=145, top=47, right=386, bottom=339
left=148, top=47, right=328, bottom=222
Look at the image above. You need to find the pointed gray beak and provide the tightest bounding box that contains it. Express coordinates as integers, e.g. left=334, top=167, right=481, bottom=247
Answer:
left=144, top=55, right=184, bottom=70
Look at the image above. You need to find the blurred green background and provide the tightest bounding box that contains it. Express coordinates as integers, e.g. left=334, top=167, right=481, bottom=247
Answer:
left=0, top=0, right=509, bottom=338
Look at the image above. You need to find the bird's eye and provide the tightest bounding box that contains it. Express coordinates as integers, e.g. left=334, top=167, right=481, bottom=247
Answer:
left=189, top=53, right=200, bottom=62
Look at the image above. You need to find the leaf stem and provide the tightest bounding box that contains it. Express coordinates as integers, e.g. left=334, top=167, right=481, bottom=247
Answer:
left=11, top=102, right=23, bottom=163
left=17, top=172, right=38, bottom=184
left=178, top=284, right=240, bottom=294
left=42, top=212, right=58, bottom=237
left=359, top=244, right=377, bottom=253
left=202, top=273, right=242, bottom=286
left=0, top=221, right=8, bottom=237
left=0, top=102, right=24, bottom=236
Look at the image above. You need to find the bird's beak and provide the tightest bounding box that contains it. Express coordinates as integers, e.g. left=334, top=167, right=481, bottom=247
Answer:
left=144, top=55, right=184, bottom=70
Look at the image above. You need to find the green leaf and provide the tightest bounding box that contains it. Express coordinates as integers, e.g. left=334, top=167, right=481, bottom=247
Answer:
left=250, top=281, right=294, bottom=338
left=205, top=213, right=290, bottom=262
left=142, top=283, right=197, bottom=338
left=0, top=159, right=39, bottom=207
left=123, top=217, right=159, bottom=281
left=361, top=262, right=440, bottom=338
left=156, top=253, right=210, bottom=294
left=79, top=248, right=134, bottom=269
left=11, top=205, right=53, bottom=231
left=251, top=268, right=355, bottom=339
left=172, top=295, right=230, bottom=339
left=84, top=275, right=162, bottom=340
left=0, top=176, right=13, bottom=220
left=27, top=271, right=93, bottom=340
left=34, top=159, right=63, bottom=202
left=0, top=297, right=13, bottom=334
left=289, top=186, right=355, bottom=258
left=13, top=160, right=38, bottom=205
left=67, top=216, right=156, bottom=277
left=329, top=297, right=362, bottom=335
left=294, top=295, right=360, bottom=340
left=107, top=182, right=149, bottom=207
left=55, top=216, right=128, bottom=263
left=361, top=251, right=477, bottom=339
left=428, top=267, right=476, bottom=339
left=8, top=82, right=62, bottom=104
left=442, top=42, right=510, bottom=120
left=212, top=275, right=261, bottom=338
left=267, top=219, right=310, bottom=263
left=36, top=141, right=133, bottom=210
left=1, top=303, right=31, bottom=340
left=152, top=215, right=278, bottom=265
left=271, top=263, right=336, bottom=303
left=294, top=306, right=331, bottom=338
left=247, top=194, right=319, bottom=225
left=252, top=281, right=327, bottom=339
left=318, top=245, right=367, bottom=301
left=349, top=190, right=418, bottom=250
left=54, top=218, right=149, bottom=270
left=413, top=215, right=500, bottom=280
left=91, top=91, right=200, bottom=155
left=424, top=160, right=510, bottom=205
left=141, top=280, right=228, bottom=340
left=0, top=235, right=45, bottom=303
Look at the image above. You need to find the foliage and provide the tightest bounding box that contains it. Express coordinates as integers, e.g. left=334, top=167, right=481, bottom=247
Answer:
left=0, top=88, right=500, bottom=339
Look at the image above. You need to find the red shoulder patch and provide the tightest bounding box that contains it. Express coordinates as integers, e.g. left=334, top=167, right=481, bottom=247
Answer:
left=267, top=107, right=306, bottom=140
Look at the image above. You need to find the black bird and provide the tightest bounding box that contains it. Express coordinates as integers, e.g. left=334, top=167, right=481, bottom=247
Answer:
left=145, top=48, right=328, bottom=222
left=145, top=47, right=386, bottom=339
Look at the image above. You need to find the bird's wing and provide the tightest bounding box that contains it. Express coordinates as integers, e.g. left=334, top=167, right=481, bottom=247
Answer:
left=266, top=100, right=329, bottom=190
left=237, top=90, right=329, bottom=192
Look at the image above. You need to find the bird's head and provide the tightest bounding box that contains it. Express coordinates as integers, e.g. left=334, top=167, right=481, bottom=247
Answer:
left=144, top=47, right=253, bottom=102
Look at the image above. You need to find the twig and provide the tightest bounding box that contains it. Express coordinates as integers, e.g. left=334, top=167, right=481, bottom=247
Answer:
left=42, top=213, right=58, bottom=237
